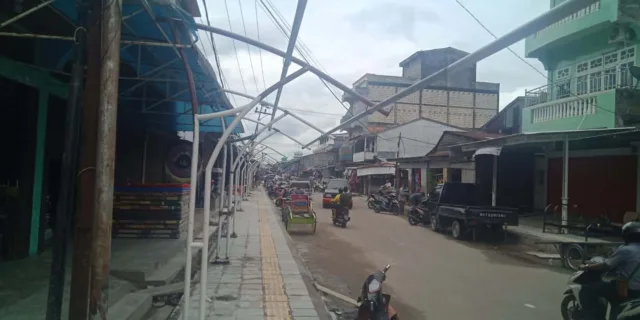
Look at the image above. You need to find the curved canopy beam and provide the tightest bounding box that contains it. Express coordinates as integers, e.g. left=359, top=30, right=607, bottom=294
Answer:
left=195, top=23, right=385, bottom=117
left=224, top=89, right=330, bottom=137
left=242, top=118, right=309, bottom=149
left=298, top=0, right=599, bottom=148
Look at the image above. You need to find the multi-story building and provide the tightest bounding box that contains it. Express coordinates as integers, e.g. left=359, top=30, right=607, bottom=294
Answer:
left=341, top=47, right=500, bottom=138
left=523, top=0, right=640, bottom=132
left=339, top=47, right=500, bottom=166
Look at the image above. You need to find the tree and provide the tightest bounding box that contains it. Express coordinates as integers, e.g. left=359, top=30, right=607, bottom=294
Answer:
left=281, top=156, right=288, bottom=162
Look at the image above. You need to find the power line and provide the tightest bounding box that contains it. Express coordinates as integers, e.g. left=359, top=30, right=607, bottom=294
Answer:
left=255, top=0, right=267, bottom=90
left=237, top=0, right=260, bottom=94
left=257, top=0, right=373, bottom=136
left=453, top=0, right=615, bottom=118
left=200, top=0, right=224, bottom=87
left=223, top=0, right=248, bottom=93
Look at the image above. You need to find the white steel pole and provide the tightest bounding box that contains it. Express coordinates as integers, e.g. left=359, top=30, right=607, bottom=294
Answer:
left=562, top=135, right=569, bottom=231
left=228, top=142, right=237, bottom=238
left=212, top=119, right=227, bottom=265
left=183, top=120, right=199, bottom=319
left=184, top=67, right=307, bottom=320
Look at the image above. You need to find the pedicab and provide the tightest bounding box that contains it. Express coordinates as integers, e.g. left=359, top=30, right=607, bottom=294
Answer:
left=282, top=194, right=316, bottom=234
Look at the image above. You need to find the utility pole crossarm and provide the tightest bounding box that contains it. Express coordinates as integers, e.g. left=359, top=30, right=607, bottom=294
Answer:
left=269, top=0, right=308, bottom=129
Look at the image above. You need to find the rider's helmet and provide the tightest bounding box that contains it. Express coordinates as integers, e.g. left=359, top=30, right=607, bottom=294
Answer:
left=622, top=221, right=640, bottom=244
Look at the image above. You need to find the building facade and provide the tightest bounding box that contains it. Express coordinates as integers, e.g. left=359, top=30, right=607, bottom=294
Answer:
left=523, top=0, right=640, bottom=132
left=341, top=48, right=500, bottom=138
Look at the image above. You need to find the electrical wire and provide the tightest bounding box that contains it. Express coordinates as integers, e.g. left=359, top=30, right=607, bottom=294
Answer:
left=238, top=0, right=260, bottom=94
left=223, top=0, right=248, bottom=93
left=201, top=0, right=224, bottom=87
left=453, top=0, right=615, bottom=117
left=257, top=0, right=373, bottom=135
left=255, top=0, right=267, bottom=90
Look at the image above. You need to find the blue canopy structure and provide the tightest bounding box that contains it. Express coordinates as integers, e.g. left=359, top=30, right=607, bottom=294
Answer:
left=39, top=0, right=244, bottom=133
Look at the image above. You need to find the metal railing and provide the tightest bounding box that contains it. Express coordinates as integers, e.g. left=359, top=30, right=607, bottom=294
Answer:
left=525, top=67, right=637, bottom=108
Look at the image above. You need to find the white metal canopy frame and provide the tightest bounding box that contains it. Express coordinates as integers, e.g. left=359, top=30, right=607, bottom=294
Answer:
left=182, top=0, right=600, bottom=319
left=182, top=70, right=332, bottom=319
left=183, top=68, right=307, bottom=320
left=194, top=0, right=599, bottom=149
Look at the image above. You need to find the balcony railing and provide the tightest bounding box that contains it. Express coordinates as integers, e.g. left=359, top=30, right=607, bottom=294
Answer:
left=525, top=64, right=638, bottom=124
left=533, top=1, right=601, bottom=38
left=530, top=94, right=598, bottom=123
left=526, top=65, right=637, bottom=108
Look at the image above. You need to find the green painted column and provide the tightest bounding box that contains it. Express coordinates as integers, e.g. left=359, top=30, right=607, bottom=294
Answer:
left=29, top=90, right=49, bottom=256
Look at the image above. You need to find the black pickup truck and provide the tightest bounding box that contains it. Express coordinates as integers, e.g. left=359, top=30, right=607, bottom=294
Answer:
left=426, top=183, right=519, bottom=241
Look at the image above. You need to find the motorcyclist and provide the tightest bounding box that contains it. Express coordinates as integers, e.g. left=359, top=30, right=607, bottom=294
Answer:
left=579, top=221, right=640, bottom=320
left=409, top=191, right=426, bottom=206
left=331, top=188, right=350, bottom=219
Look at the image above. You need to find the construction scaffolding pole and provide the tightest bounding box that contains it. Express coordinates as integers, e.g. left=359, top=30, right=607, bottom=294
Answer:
left=90, top=0, right=122, bottom=317
left=68, top=0, right=101, bottom=318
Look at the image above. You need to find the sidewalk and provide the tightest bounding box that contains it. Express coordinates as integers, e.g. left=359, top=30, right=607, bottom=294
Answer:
left=181, top=191, right=322, bottom=320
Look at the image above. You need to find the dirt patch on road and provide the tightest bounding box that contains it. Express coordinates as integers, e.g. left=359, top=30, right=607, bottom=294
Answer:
left=291, top=221, right=423, bottom=319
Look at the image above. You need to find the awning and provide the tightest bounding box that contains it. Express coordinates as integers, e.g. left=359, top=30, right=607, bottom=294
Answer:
left=357, top=166, right=395, bottom=177
left=473, top=147, right=502, bottom=157
left=451, top=128, right=639, bottom=153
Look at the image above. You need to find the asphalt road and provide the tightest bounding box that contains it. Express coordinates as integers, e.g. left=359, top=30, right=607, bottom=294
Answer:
left=288, top=195, right=571, bottom=320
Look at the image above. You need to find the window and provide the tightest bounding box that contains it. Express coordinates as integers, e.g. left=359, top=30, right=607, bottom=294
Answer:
left=556, top=68, right=570, bottom=79
left=604, top=52, right=619, bottom=66
left=620, top=62, right=635, bottom=88
left=589, top=71, right=602, bottom=92
left=576, top=75, right=588, bottom=95
left=590, top=57, right=603, bottom=69
left=604, top=68, right=618, bottom=90
left=576, top=62, right=589, bottom=74
left=620, top=47, right=636, bottom=60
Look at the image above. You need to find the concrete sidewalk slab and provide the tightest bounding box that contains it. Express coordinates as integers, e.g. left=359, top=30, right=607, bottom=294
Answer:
left=180, top=191, right=322, bottom=320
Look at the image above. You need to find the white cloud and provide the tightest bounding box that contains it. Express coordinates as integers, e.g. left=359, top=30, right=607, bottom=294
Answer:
left=196, top=0, right=550, bottom=158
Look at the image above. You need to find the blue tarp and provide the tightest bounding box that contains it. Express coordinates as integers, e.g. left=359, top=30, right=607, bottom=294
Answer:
left=42, top=0, right=243, bottom=133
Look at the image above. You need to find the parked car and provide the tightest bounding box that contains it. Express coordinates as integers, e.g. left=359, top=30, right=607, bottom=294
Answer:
left=322, top=178, right=351, bottom=209
left=427, top=183, right=519, bottom=240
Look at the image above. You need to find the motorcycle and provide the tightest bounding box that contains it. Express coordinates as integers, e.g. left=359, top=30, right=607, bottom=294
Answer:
left=314, top=183, right=326, bottom=193
left=366, top=193, right=385, bottom=209
left=561, top=256, right=636, bottom=320
left=356, top=264, right=398, bottom=320
left=407, top=203, right=430, bottom=226
left=331, top=207, right=350, bottom=228
left=373, top=194, right=399, bottom=215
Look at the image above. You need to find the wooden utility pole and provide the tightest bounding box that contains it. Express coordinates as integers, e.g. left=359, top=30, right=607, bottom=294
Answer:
left=90, top=0, right=122, bottom=317
left=68, top=0, right=101, bottom=318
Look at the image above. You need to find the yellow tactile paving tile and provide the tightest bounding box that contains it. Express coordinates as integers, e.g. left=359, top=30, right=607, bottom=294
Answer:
left=259, top=199, right=293, bottom=319
left=265, top=302, right=291, bottom=318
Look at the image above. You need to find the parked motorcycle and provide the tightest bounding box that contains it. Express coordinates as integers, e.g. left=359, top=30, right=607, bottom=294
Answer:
left=407, top=204, right=430, bottom=226
left=331, top=208, right=350, bottom=228
left=561, top=256, right=639, bottom=320
left=366, top=193, right=385, bottom=209
left=356, top=264, right=398, bottom=320
left=373, top=194, right=399, bottom=215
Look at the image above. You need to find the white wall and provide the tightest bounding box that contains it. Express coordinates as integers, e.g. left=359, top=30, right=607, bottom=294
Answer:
left=376, top=119, right=462, bottom=158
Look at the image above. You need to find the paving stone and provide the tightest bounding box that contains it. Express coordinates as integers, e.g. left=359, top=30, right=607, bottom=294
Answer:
left=291, top=308, right=320, bottom=317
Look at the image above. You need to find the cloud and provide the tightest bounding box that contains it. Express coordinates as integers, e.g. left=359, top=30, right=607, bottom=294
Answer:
left=195, top=0, right=551, bottom=158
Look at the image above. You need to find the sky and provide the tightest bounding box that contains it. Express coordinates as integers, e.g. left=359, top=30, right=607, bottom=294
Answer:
left=193, top=0, right=550, bottom=160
